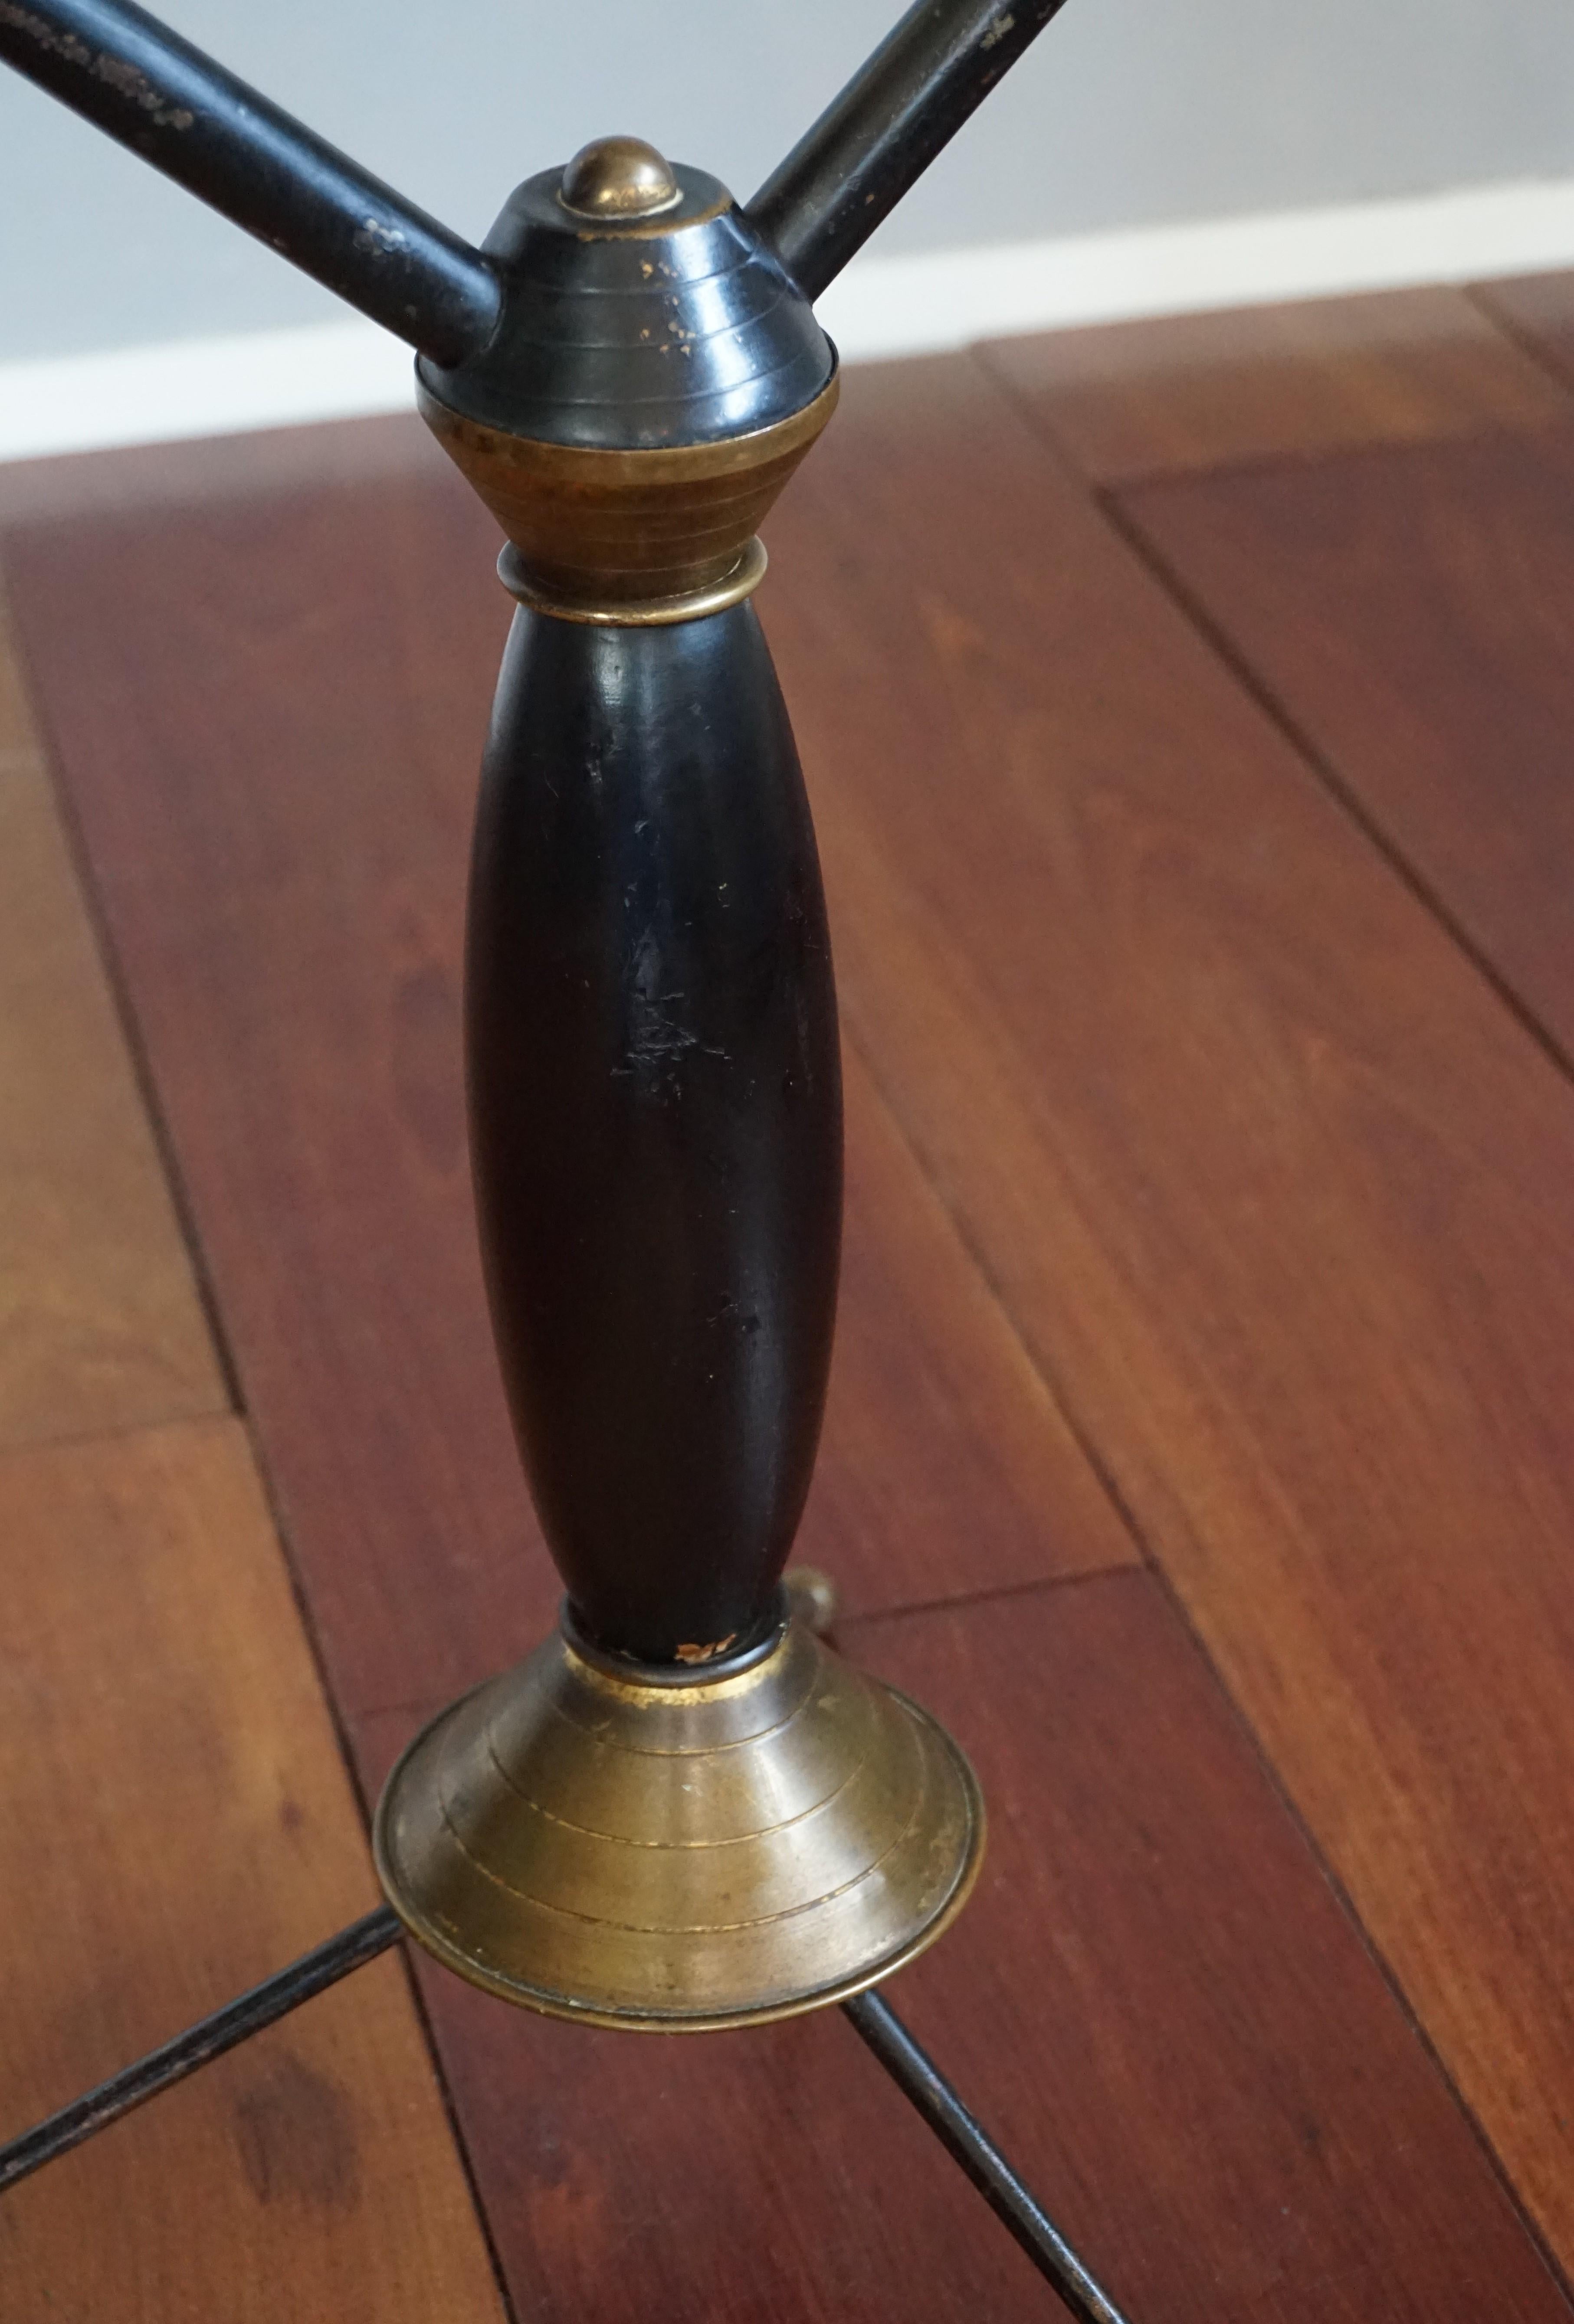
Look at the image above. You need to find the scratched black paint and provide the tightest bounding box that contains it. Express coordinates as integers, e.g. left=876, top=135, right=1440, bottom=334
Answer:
left=0, top=1908, right=402, bottom=2196
left=748, top=0, right=1076, bottom=301
left=467, top=606, right=842, bottom=1664
left=0, top=0, right=499, bottom=363
left=423, top=163, right=833, bottom=450
left=0, top=0, right=1079, bottom=363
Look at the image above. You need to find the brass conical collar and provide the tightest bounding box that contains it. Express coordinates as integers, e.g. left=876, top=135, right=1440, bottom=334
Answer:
left=372, top=1609, right=984, bottom=2030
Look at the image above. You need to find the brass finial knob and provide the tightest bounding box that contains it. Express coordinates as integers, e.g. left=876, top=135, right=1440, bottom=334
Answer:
left=559, top=136, right=681, bottom=220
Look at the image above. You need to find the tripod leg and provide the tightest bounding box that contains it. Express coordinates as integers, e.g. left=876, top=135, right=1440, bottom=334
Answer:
left=0, top=1905, right=401, bottom=2196
left=842, top=1988, right=1133, bottom=2324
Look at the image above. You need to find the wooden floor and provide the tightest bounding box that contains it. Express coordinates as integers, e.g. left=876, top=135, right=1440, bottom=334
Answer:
left=2, top=270, right=1574, bottom=2318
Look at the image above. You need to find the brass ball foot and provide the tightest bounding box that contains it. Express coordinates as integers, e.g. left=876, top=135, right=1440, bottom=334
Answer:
left=784, top=1564, right=841, bottom=1636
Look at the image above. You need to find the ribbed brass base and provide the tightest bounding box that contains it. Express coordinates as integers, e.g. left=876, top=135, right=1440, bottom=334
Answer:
left=372, top=1608, right=984, bottom=2030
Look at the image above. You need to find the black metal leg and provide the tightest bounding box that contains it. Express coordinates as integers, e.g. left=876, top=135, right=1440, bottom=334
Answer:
left=842, top=1988, right=1133, bottom=2324
left=0, top=1905, right=402, bottom=2196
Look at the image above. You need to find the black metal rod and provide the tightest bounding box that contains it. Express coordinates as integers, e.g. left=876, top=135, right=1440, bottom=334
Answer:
left=0, top=1905, right=402, bottom=2196
left=747, top=0, right=1075, bottom=302
left=842, top=1988, right=1132, bottom=2323
left=0, top=0, right=499, bottom=364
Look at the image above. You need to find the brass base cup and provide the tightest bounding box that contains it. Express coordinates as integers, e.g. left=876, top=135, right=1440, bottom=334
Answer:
left=372, top=1601, right=984, bottom=2031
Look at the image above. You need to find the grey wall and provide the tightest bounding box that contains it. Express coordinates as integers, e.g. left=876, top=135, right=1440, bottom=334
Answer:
left=2, top=0, right=1572, bottom=363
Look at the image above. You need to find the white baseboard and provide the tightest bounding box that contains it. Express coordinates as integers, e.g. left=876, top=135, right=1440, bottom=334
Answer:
left=2, top=175, right=1571, bottom=465
left=816, top=175, right=1574, bottom=360
left=0, top=320, right=417, bottom=466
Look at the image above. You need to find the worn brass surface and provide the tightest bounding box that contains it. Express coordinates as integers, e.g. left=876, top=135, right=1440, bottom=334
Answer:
left=784, top=1564, right=841, bottom=1637
left=418, top=368, right=838, bottom=616
left=558, top=135, right=682, bottom=220
left=497, top=535, right=767, bottom=625
left=373, top=1608, right=984, bottom=2030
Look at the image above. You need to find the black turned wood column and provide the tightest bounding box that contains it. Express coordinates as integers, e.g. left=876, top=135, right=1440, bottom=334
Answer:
left=372, top=143, right=984, bottom=2032
left=469, top=604, right=840, bottom=1666
left=0, top=11, right=1142, bottom=2310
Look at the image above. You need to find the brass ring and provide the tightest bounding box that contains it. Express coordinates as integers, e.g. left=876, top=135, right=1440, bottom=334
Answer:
left=497, top=536, right=767, bottom=626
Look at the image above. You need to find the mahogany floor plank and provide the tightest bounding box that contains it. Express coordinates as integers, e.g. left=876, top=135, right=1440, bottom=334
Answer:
left=0, top=1415, right=505, bottom=2324
left=3, top=460, right=541, bottom=1721
left=10, top=331, right=1574, bottom=2308
left=0, top=596, right=226, bottom=1449
left=1471, top=270, right=1574, bottom=396
left=804, top=1049, right=1139, bottom=1609
left=979, top=284, right=1570, bottom=484
left=0, top=408, right=445, bottom=530
left=357, top=1574, right=1567, bottom=2323
left=756, top=354, right=1574, bottom=2272
left=1121, top=425, right=1574, bottom=1065
left=0, top=438, right=1135, bottom=1745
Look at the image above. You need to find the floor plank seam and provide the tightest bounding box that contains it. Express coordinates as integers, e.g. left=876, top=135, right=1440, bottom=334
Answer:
left=226, top=1402, right=527, bottom=2323
left=841, top=1564, right=1141, bottom=1637
left=1, top=573, right=515, bottom=2298
left=840, top=1020, right=1160, bottom=1562
left=0, top=561, right=249, bottom=1421
left=230, top=1408, right=388, bottom=1833
left=1089, top=488, right=1574, bottom=1098
left=844, top=979, right=1574, bottom=2307
left=969, top=327, right=1574, bottom=495
left=0, top=1404, right=246, bottom=1467
left=970, top=338, right=1435, bottom=496
left=30, top=1385, right=513, bottom=2294
left=1134, top=1529, right=1574, bottom=2317
left=965, top=341, right=1096, bottom=481
left=348, top=1565, right=1134, bottom=1730
left=391, top=1943, right=526, bottom=2324
left=1462, top=286, right=1574, bottom=405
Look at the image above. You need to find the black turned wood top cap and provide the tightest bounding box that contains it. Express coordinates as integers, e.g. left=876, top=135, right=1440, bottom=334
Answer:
left=417, top=142, right=834, bottom=451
